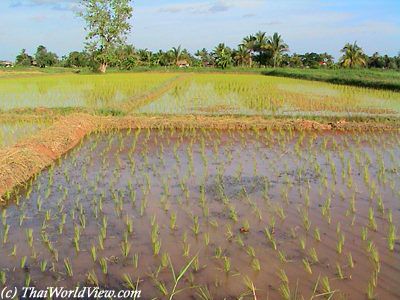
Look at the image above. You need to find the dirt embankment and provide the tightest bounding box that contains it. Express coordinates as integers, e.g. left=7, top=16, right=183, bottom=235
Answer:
left=1, top=113, right=399, bottom=202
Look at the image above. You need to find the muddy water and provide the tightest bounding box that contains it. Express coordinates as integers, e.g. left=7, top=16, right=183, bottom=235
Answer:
left=1, top=129, right=400, bottom=299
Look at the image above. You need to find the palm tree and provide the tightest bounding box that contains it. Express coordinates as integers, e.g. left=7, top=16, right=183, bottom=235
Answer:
left=254, top=31, right=268, bottom=53
left=233, top=45, right=251, bottom=67
left=340, top=42, right=366, bottom=68
left=241, top=35, right=256, bottom=67
left=171, top=46, right=182, bottom=65
left=267, top=32, right=289, bottom=68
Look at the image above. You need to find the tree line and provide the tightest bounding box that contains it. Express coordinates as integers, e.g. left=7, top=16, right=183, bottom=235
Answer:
left=10, top=0, right=400, bottom=72
left=13, top=40, right=400, bottom=71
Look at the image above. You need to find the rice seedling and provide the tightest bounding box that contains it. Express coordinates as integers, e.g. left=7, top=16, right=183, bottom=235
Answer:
left=64, top=258, right=73, bottom=277
left=302, top=259, right=312, bottom=274
left=99, top=258, right=108, bottom=275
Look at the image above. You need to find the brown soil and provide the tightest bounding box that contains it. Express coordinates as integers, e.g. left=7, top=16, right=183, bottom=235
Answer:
left=0, top=113, right=399, bottom=202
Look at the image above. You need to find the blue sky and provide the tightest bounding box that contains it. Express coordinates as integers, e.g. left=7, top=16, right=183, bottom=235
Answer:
left=0, top=0, right=399, bottom=61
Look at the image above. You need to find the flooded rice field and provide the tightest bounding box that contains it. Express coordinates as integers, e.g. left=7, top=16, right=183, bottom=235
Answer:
left=136, top=74, right=400, bottom=117
left=1, top=129, right=400, bottom=299
left=0, top=73, right=176, bottom=110
left=0, top=121, right=50, bottom=148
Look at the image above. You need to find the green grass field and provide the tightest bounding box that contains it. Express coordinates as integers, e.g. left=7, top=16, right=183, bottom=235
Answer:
left=262, top=68, right=400, bottom=91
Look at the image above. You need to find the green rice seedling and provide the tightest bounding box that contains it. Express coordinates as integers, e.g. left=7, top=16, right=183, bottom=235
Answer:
left=20, top=256, right=27, bottom=269
left=0, top=270, right=5, bottom=285
left=308, top=248, right=319, bottom=264
left=387, top=224, right=397, bottom=251
left=222, top=256, right=231, bottom=274
left=203, top=232, right=210, bottom=247
left=314, top=227, right=321, bottom=242
left=336, top=233, right=345, bottom=254
left=24, top=274, right=31, bottom=287
left=26, top=228, right=33, bottom=248
left=170, top=212, right=177, bottom=231
left=225, top=224, right=234, bottom=241
left=246, top=246, right=256, bottom=259
left=278, top=250, right=288, bottom=263
left=132, top=253, right=139, bottom=269
left=98, top=235, right=104, bottom=250
left=278, top=269, right=289, bottom=284
left=299, top=237, right=306, bottom=250
left=153, top=279, right=169, bottom=296
left=64, top=258, right=73, bottom=277
left=321, top=276, right=332, bottom=294
left=87, top=270, right=99, bottom=287
left=229, top=206, right=238, bottom=222
left=336, top=263, right=345, bottom=280
left=196, top=286, right=213, bottom=300
left=301, top=209, right=311, bottom=231
left=3, top=224, right=10, bottom=244
left=369, top=245, right=381, bottom=273
left=366, top=280, right=376, bottom=300
left=161, top=252, right=170, bottom=269
left=264, top=227, right=277, bottom=250
left=121, top=240, right=131, bottom=257
left=91, top=245, right=97, bottom=262
left=182, top=242, right=190, bottom=258
left=192, top=216, right=200, bottom=236
left=361, top=227, right=368, bottom=241
left=302, top=259, right=312, bottom=274
left=122, top=274, right=139, bottom=291
left=347, top=252, right=354, bottom=269
left=40, top=260, right=47, bottom=272
left=368, top=208, right=377, bottom=231
left=99, top=258, right=108, bottom=275
left=251, top=258, right=261, bottom=272
left=10, top=244, right=16, bottom=256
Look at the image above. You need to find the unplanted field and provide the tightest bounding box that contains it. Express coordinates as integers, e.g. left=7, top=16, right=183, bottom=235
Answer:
left=1, top=129, right=399, bottom=299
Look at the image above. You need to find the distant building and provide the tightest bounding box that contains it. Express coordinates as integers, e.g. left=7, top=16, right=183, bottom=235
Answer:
left=176, top=60, right=190, bottom=68
left=0, top=60, right=13, bottom=68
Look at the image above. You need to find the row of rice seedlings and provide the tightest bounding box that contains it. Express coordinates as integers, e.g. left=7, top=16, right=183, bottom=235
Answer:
left=0, top=73, right=177, bottom=110
left=0, top=120, right=51, bottom=148
left=0, top=128, right=398, bottom=298
left=137, top=73, right=400, bottom=117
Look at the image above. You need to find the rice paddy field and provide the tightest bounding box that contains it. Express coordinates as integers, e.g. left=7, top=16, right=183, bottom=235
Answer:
left=0, top=120, right=51, bottom=148
left=0, top=71, right=399, bottom=299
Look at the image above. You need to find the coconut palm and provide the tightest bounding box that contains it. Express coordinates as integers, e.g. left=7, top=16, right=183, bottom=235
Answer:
left=254, top=31, right=268, bottom=53
left=171, top=46, right=183, bottom=65
left=241, top=35, right=256, bottom=67
left=233, top=45, right=251, bottom=67
left=267, top=32, right=289, bottom=68
left=340, top=42, right=367, bottom=68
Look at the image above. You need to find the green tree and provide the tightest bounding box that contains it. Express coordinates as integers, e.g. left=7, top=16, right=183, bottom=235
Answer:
left=171, top=46, right=182, bottom=65
left=64, top=51, right=89, bottom=68
left=78, top=0, right=133, bottom=73
left=267, top=33, right=289, bottom=68
left=213, top=43, right=232, bottom=69
left=233, top=45, right=251, bottom=67
left=15, top=49, right=33, bottom=66
left=340, top=42, right=367, bottom=68
left=241, top=35, right=256, bottom=67
left=35, top=45, right=58, bottom=67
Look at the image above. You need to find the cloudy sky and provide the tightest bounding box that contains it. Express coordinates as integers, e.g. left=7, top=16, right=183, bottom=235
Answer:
left=0, top=0, right=399, bottom=61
